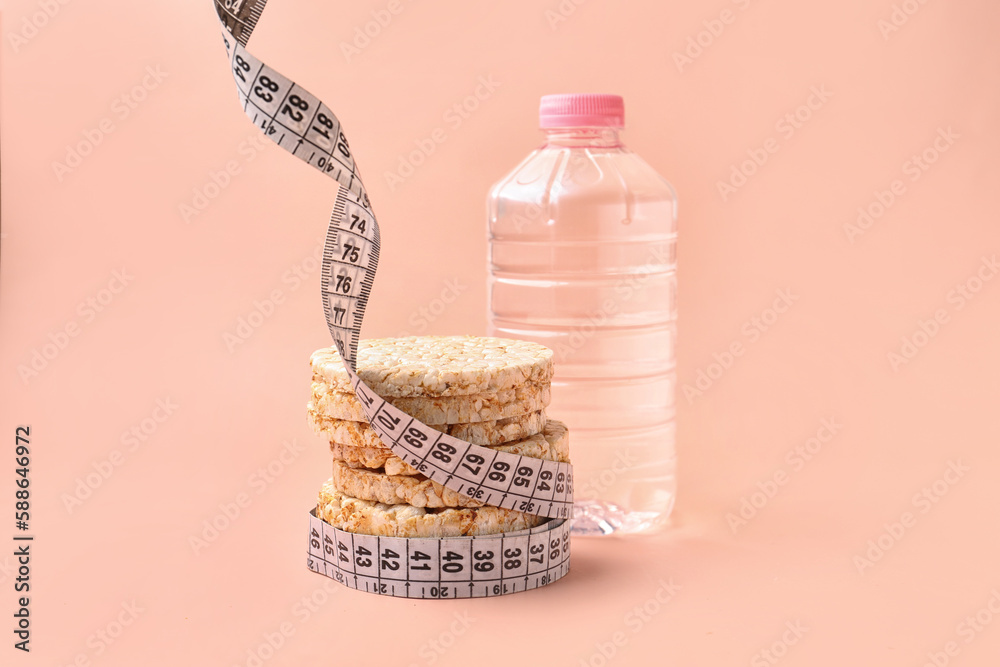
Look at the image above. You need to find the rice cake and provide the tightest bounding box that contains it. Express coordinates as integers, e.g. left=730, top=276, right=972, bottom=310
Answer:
left=309, top=379, right=550, bottom=424
left=309, top=409, right=547, bottom=449
left=310, top=335, right=554, bottom=398
left=334, top=419, right=569, bottom=476
left=317, top=479, right=543, bottom=537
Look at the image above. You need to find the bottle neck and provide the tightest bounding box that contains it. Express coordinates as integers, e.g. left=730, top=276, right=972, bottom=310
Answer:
left=542, top=127, right=623, bottom=148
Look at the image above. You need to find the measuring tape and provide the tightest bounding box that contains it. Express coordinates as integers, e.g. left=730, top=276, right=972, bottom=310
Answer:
left=213, top=0, right=573, bottom=597
left=306, top=509, right=570, bottom=598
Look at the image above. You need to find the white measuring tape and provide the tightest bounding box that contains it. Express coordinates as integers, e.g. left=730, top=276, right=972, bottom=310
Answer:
left=213, top=0, right=573, bottom=597
left=306, top=509, right=571, bottom=598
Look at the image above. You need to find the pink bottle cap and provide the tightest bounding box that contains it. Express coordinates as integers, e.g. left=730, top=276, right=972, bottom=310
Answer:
left=539, top=94, right=625, bottom=129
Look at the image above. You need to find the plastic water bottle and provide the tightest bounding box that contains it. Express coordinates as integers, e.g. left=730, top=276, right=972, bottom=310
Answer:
left=487, top=94, right=677, bottom=535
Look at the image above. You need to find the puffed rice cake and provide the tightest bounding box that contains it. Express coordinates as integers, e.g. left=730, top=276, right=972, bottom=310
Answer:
left=317, top=479, right=544, bottom=537
left=310, top=335, right=554, bottom=398
left=309, top=408, right=547, bottom=449
left=330, top=419, right=569, bottom=507
left=333, top=418, right=569, bottom=476
left=309, top=379, right=550, bottom=424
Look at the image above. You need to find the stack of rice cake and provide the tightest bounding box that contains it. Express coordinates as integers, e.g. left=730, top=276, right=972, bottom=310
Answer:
left=308, top=335, right=569, bottom=538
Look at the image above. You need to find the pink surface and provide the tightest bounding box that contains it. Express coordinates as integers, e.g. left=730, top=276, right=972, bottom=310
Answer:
left=2, top=1, right=999, bottom=665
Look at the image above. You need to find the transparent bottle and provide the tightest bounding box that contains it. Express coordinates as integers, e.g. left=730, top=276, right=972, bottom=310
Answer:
left=487, top=94, right=677, bottom=535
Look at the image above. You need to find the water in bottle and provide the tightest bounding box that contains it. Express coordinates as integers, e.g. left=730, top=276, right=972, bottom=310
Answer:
left=487, top=94, right=677, bottom=535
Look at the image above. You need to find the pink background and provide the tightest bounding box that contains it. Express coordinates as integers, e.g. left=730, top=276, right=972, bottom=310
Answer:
left=2, top=0, right=999, bottom=665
